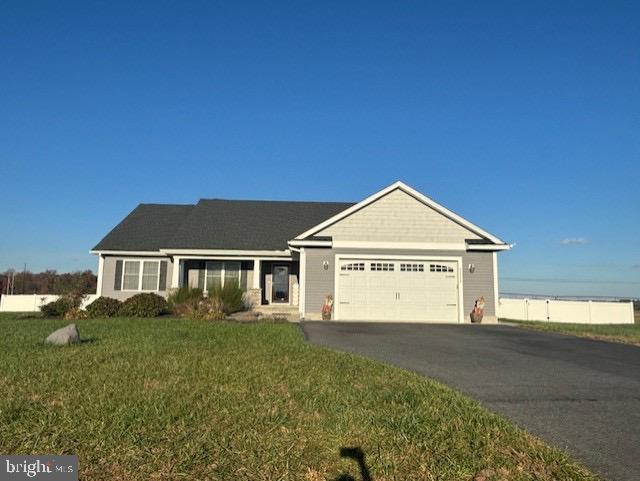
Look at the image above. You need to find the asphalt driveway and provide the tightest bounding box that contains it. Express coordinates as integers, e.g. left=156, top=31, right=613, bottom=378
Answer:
left=301, top=322, right=640, bottom=481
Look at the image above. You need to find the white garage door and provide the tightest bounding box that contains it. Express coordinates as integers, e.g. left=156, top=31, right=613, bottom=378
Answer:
left=336, top=259, right=460, bottom=322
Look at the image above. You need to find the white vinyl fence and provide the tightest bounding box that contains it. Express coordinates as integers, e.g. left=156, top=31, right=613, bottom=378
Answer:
left=0, top=294, right=98, bottom=312
left=498, top=298, right=635, bottom=324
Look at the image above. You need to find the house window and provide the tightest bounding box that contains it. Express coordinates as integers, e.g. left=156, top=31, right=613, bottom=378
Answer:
left=224, top=262, right=241, bottom=287
left=122, top=261, right=140, bottom=290
left=430, top=264, right=454, bottom=273
left=141, top=261, right=160, bottom=290
left=206, top=262, right=223, bottom=290
left=122, top=260, right=160, bottom=291
left=205, top=261, right=241, bottom=290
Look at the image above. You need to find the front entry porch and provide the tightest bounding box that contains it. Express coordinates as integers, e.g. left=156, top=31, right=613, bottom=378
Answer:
left=171, top=257, right=300, bottom=309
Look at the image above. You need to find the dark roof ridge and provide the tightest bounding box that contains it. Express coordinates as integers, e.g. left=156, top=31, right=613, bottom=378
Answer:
left=196, top=198, right=354, bottom=205
left=137, top=202, right=195, bottom=207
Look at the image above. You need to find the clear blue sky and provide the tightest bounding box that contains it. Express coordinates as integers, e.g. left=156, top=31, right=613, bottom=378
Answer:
left=1, top=1, right=638, bottom=298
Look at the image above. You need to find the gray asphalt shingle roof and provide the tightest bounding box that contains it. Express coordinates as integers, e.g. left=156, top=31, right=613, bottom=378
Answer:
left=92, top=204, right=195, bottom=251
left=93, top=199, right=353, bottom=252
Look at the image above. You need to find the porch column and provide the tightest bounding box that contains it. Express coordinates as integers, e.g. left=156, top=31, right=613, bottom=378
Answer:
left=171, top=256, right=182, bottom=288
left=253, top=258, right=261, bottom=288
left=96, top=254, right=105, bottom=297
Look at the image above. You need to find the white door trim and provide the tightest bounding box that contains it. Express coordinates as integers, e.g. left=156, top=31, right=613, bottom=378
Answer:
left=333, top=254, right=464, bottom=323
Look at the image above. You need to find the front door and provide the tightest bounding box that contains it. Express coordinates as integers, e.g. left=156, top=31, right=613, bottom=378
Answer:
left=272, top=265, right=289, bottom=303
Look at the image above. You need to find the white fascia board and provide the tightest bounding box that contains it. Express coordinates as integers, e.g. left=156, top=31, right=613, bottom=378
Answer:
left=294, top=180, right=507, bottom=245
left=90, top=250, right=166, bottom=257
left=465, top=244, right=512, bottom=251
left=288, top=239, right=332, bottom=247
left=159, top=249, right=291, bottom=256
left=176, top=255, right=293, bottom=261
left=332, top=240, right=466, bottom=250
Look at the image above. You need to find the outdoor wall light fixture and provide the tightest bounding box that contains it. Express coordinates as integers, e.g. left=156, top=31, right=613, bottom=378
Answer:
left=323, top=261, right=329, bottom=270
left=468, top=263, right=476, bottom=273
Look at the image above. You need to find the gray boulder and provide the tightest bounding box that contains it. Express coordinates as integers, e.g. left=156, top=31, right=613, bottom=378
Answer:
left=46, top=324, right=80, bottom=346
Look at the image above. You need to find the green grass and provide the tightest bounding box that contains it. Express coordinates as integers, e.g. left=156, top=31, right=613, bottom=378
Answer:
left=506, top=318, right=640, bottom=346
left=0, top=317, right=597, bottom=481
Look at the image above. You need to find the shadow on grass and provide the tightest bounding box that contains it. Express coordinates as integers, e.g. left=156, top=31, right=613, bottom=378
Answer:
left=334, top=447, right=372, bottom=481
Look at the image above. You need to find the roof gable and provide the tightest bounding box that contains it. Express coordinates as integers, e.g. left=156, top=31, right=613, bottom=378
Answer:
left=295, top=181, right=506, bottom=245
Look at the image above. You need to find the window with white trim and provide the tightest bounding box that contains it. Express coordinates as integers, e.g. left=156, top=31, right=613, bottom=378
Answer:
left=341, top=262, right=365, bottom=271
left=122, top=260, right=160, bottom=291
left=430, top=263, right=454, bottom=273
left=371, top=262, right=395, bottom=272
left=141, top=261, right=159, bottom=290
left=122, top=261, right=140, bottom=290
left=205, top=261, right=241, bottom=290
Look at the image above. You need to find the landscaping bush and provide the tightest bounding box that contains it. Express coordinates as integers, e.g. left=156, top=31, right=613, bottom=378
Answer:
left=167, top=287, right=203, bottom=314
left=191, top=297, right=226, bottom=321
left=40, top=298, right=72, bottom=317
left=86, top=297, right=122, bottom=318
left=209, top=281, right=245, bottom=314
left=64, top=307, right=89, bottom=320
left=40, top=293, right=82, bottom=318
left=118, top=293, right=167, bottom=318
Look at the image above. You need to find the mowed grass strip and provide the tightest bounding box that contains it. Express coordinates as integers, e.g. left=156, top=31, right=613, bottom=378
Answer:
left=507, top=319, right=640, bottom=346
left=0, top=317, right=597, bottom=481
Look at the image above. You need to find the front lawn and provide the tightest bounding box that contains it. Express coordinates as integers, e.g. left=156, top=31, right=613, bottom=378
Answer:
left=0, top=317, right=596, bottom=481
left=506, top=319, right=640, bottom=346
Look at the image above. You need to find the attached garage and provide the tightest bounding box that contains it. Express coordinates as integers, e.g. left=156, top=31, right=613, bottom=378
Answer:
left=335, top=256, right=462, bottom=322
left=293, top=181, right=510, bottom=322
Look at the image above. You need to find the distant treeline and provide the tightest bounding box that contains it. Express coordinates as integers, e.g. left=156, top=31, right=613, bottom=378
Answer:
left=0, top=270, right=97, bottom=295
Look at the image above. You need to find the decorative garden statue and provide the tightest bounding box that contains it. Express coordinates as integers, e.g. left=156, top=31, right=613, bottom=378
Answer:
left=322, top=295, right=334, bottom=320
left=470, top=296, right=485, bottom=323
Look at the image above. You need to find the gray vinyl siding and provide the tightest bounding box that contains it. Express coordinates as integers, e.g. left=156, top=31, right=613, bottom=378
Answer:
left=101, top=256, right=174, bottom=301
left=304, top=248, right=335, bottom=315
left=461, top=251, right=496, bottom=317
left=304, top=248, right=496, bottom=319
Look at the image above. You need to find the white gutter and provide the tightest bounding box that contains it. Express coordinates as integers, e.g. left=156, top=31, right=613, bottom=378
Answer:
left=465, top=244, right=513, bottom=251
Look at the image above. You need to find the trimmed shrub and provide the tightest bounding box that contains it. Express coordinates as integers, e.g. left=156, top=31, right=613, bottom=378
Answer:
left=64, top=307, right=89, bottom=320
left=118, top=293, right=168, bottom=318
left=167, top=287, right=203, bottom=314
left=86, top=297, right=122, bottom=318
left=209, top=281, right=245, bottom=314
left=40, top=297, right=75, bottom=317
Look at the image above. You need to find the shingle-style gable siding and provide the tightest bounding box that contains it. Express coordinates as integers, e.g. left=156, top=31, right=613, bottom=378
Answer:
left=317, top=189, right=482, bottom=243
